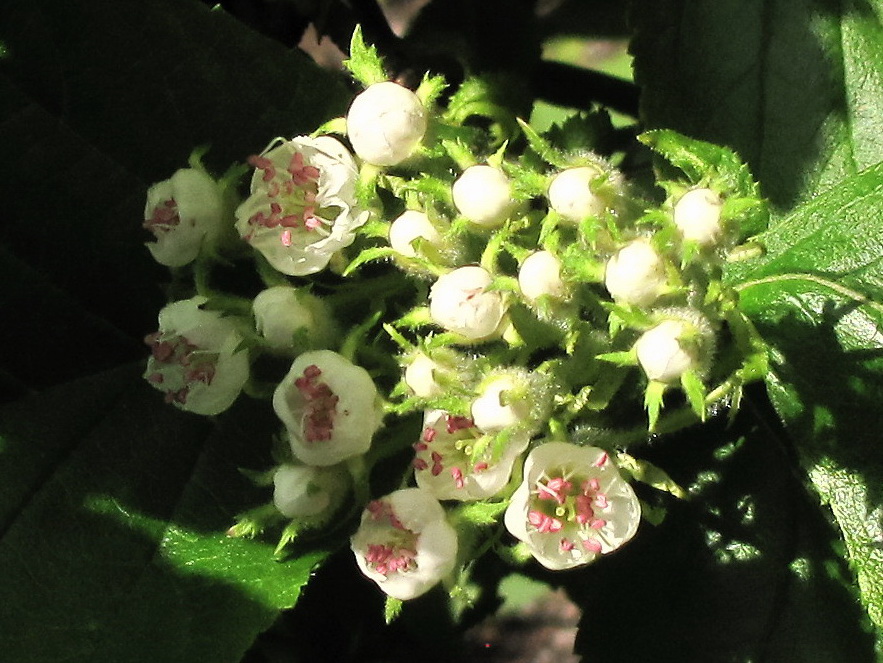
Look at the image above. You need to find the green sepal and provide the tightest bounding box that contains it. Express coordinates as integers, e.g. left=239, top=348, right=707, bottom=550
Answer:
left=596, top=350, right=637, bottom=367
left=312, top=116, right=347, bottom=138
left=517, top=118, right=566, bottom=168
left=644, top=380, right=667, bottom=432
left=384, top=597, right=403, bottom=624
left=343, top=25, right=387, bottom=86
left=228, top=503, right=284, bottom=539
left=343, top=246, right=397, bottom=275
left=680, top=369, right=707, bottom=421
left=616, top=452, right=688, bottom=499
left=452, top=501, right=508, bottom=528
left=274, top=520, right=303, bottom=557
left=395, top=306, right=433, bottom=329
left=415, top=72, right=447, bottom=107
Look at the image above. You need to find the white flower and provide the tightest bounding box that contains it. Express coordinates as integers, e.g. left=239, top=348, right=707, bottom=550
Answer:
left=518, top=251, right=566, bottom=302
left=351, top=487, right=458, bottom=600
left=604, top=239, right=667, bottom=306
left=673, top=188, right=723, bottom=245
left=504, top=442, right=640, bottom=570
left=452, top=165, right=514, bottom=228
left=429, top=266, right=506, bottom=341
left=346, top=82, right=427, bottom=166
left=144, top=168, right=226, bottom=267
left=273, top=350, right=383, bottom=466
left=143, top=296, right=249, bottom=415
left=471, top=376, right=530, bottom=433
left=547, top=166, right=608, bottom=222
left=414, top=409, right=529, bottom=501
left=272, top=463, right=349, bottom=519
left=635, top=319, right=697, bottom=383
left=404, top=353, right=444, bottom=398
left=235, top=136, right=368, bottom=276
left=252, top=286, right=337, bottom=353
left=388, top=210, right=442, bottom=258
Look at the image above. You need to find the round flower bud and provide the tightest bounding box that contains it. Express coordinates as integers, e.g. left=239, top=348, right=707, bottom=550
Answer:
left=404, top=353, right=444, bottom=399
left=272, top=464, right=348, bottom=519
left=518, top=251, right=566, bottom=302
left=414, top=410, right=529, bottom=501
left=388, top=210, right=442, bottom=258
left=273, top=350, right=383, bottom=466
left=604, top=239, right=667, bottom=307
left=429, top=266, right=506, bottom=341
left=346, top=81, right=427, bottom=166
left=252, top=286, right=337, bottom=353
left=547, top=166, right=608, bottom=222
left=144, top=168, right=227, bottom=267
left=504, top=442, right=641, bottom=570
left=471, top=376, right=530, bottom=433
left=143, top=297, right=249, bottom=415
left=452, top=165, right=513, bottom=228
left=635, top=319, right=697, bottom=383
left=351, top=488, right=458, bottom=600
left=673, top=188, right=724, bottom=245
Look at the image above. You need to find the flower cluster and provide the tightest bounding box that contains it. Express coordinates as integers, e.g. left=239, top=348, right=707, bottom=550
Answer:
left=140, top=28, right=767, bottom=614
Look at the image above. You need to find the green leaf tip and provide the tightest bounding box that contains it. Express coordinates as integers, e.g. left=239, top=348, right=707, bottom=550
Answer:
left=384, top=596, right=403, bottom=624
left=344, top=25, right=388, bottom=87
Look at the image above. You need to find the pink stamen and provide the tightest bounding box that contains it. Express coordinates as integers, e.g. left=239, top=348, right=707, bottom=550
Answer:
left=560, top=539, right=575, bottom=552
left=528, top=510, right=563, bottom=533
left=589, top=518, right=607, bottom=530
left=445, top=415, right=474, bottom=433
left=583, top=539, right=603, bottom=553
left=451, top=467, right=465, bottom=489
left=413, top=458, right=429, bottom=471
left=473, top=462, right=489, bottom=472
left=422, top=428, right=437, bottom=443
left=594, top=452, right=609, bottom=467
left=294, top=364, right=338, bottom=443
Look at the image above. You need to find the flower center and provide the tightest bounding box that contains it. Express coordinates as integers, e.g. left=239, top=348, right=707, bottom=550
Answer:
left=246, top=152, right=340, bottom=245
left=144, top=332, right=219, bottom=405
left=363, top=499, right=420, bottom=576
left=412, top=414, right=484, bottom=489
left=294, top=364, right=339, bottom=443
left=144, top=198, right=180, bottom=236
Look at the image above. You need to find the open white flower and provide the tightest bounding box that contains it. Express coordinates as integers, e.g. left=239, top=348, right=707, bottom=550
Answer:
left=143, top=296, right=249, bottom=415
left=504, top=442, right=640, bottom=570
left=144, top=168, right=227, bottom=267
left=673, top=188, right=724, bottom=245
left=351, top=488, right=458, bottom=600
left=388, top=210, right=442, bottom=258
left=347, top=81, right=427, bottom=166
left=429, top=266, right=506, bottom=341
left=635, top=319, right=696, bottom=383
left=604, top=239, right=667, bottom=306
left=547, top=166, right=608, bottom=222
left=235, top=136, right=368, bottom=276
left=518, top=251, right=566, bottom=302
left=452, top=165, right=514, bottom=228
left=273, top=350, right=383, bottom=466
left=272, top=463, right=349, bottom=519
left=252, top=286, right=337, bottom=353
left=413, top=409, right=529, bottom=501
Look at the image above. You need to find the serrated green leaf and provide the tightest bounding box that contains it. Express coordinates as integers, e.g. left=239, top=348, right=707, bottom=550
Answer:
left=343, top=25, right=387, bottom=86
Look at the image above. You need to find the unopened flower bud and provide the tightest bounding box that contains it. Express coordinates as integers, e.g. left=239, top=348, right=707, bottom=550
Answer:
left=252, top=286, right=337, bottom=353
left=347, top=81, right=427, bottom=166
left=388, top=210, right=442, bottom=258
left=404, top=353, right=444, bottom=398
left=673, top=188, right=724, bottom=245
left=144, top=168, right=227, bottom=267
left=351, top=488, right=458, bottom=600
left=635, top=319, right=698, bottom=383
left=604, top=239, right=667, bottom=306
left=547, top=166, right=609, bottom=222
left=504, top=442, right=640, bottom=570
left=272, top=464, right=348, bottom=518
left=471, top=376, right=530, bottom=433
left=452, top=165, right=514, bottom=228
left=429, top=266, right=506, bottom=341
left=518, top=251, right=566, bottom=302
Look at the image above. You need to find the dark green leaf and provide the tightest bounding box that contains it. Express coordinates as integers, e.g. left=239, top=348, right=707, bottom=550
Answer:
left=0, top=366, right=326, bottom=662
left=630, top=0, right=883, bottom=209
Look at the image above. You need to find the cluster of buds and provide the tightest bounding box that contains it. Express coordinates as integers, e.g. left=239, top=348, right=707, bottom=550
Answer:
left=140, top=28, right=767, bottom=611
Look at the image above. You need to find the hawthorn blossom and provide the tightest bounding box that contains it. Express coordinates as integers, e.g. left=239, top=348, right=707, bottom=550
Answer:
left=547, top=165, right=608, bottom=222
left=470, top=375, right=530, bottom=434
left=452, top=165, right=514, bottom=228
left=143, top=168, right=227, bottom=267
left=272, top=463, right=349, bottom=519
left=429, top=266, right=506, bottom=341
left=235, top=136, right=367, bottom=276
left=604, top=239, right=667, bottom=306
left=403, top=352, right=444, bottom=399
left=413, top=409, right=529, bottom=501
left=518, top=251, right=566, bottom=303
left=347, top=81, right=427, bottom=166
left=504, top=442, right=641, bottom=570
left=143, top=296, right=249, bottom=415
left=635, top=319, right=697, bottom=383
left=388, top=210, right=443, bottom=258
left=252, top=286, right=337, bottom=354
left=673, top=188, right=724, bottom=245
left=272, top=350, right=383, bottom=466
left=351, top=488, right=458, bottom=600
